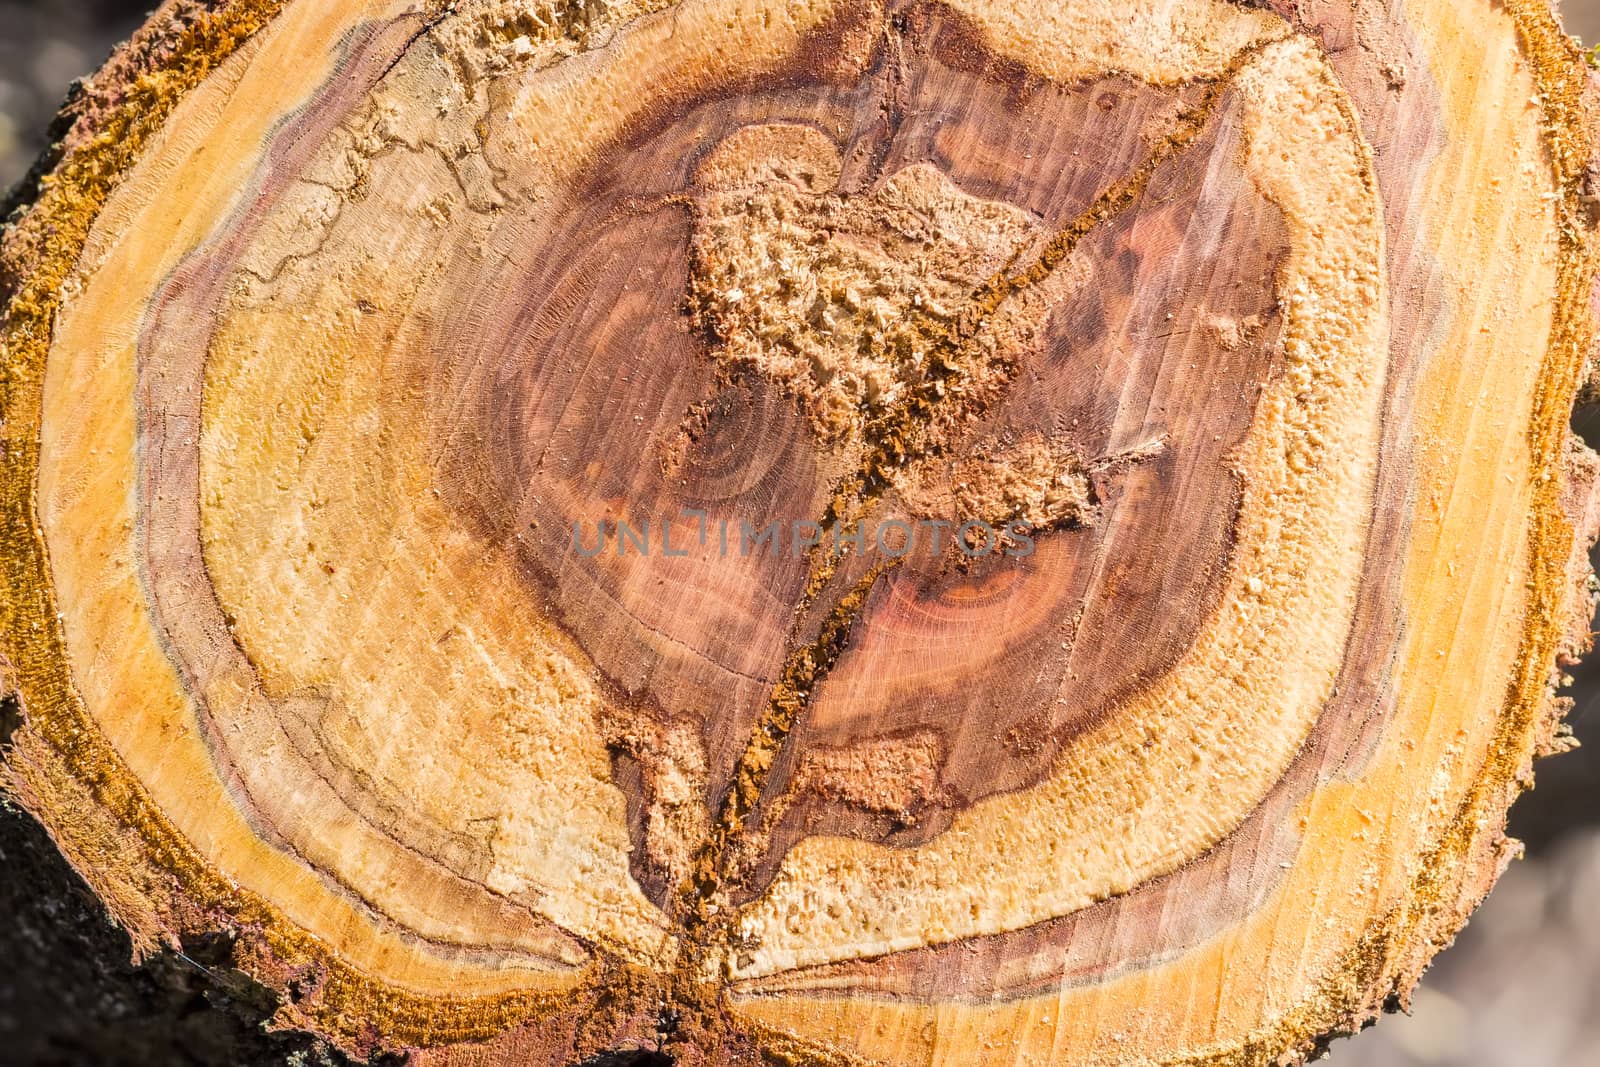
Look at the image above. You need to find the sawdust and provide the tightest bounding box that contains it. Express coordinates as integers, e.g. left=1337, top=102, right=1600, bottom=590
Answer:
left=690, top=123, right=1045, bottom=446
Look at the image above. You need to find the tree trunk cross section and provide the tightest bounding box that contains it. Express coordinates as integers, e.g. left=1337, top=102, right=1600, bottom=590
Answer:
left=3, top=0, right=1599, bottom=1064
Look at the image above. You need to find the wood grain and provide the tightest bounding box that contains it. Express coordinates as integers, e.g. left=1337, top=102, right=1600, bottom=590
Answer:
left=2, top=0, right=1599, bottom=1063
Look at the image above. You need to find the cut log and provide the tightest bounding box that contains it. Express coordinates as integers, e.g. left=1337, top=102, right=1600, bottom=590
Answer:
left=3, top=0, right=1599, bottom=1063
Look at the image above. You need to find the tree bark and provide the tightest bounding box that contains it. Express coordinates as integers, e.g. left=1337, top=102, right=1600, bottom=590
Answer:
left=3, top=0, right=1600, bottom=1064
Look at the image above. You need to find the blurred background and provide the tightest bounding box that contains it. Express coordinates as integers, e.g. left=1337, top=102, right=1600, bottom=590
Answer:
left=1, top=1, right=1598, bottom=1064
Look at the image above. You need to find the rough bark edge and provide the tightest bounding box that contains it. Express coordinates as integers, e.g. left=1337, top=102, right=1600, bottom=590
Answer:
left=0, top=0, right=1597, bottom=1064
left=0, top=0, right=601, bottom=1059
left=676, top=2, right=1600, bottom=1064
left=1162, top=2, right=1600, bottom=1064
left=0, top=791, right=382, bottom=1067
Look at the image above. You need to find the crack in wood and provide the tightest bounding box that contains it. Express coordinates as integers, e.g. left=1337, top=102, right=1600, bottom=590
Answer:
left=664, top=34, right=1286, bottom=1038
